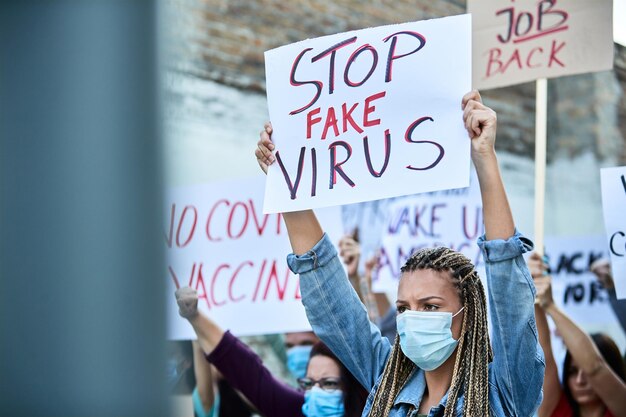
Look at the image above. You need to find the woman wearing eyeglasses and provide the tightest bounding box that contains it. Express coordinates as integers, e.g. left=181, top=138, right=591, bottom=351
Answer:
left=175, top=287, right=368, bottom=417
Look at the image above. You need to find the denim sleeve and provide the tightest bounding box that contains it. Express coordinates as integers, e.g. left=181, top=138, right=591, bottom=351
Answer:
left=478, top=231, right=545, bottom=417
left=287, top=233, right=392, bottom=390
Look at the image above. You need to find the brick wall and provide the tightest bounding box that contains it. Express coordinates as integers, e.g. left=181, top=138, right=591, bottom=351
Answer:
left=165, top=0, right=626, bottom=163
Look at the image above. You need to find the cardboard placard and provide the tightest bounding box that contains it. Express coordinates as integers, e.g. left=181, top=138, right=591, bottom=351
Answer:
left=165, top=176, right=343, bottom=339
left=373, top=171, right=484, bottom=293
left=263, top=14, right=472, bottom=213
left=469, top=0, right=614, bottom=90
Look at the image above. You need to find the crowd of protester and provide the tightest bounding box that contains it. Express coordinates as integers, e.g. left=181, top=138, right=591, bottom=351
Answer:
left=172, top=91, right=626, bottom=417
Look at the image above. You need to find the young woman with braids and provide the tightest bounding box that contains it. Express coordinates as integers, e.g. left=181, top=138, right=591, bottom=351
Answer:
left=255, top=90, right=545, bottom=417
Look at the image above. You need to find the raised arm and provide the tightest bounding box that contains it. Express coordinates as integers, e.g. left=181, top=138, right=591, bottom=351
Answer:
left=255, top=123, right=392, bottom=390
left=176, top=286, right=224, bottom=354
left=591, top=259, right=626, bottom=334
left=463, top=90, right=544, bottom=417
left=528, top=252, right=562, bottom=417
left=339, top=232, right=382, bottom=323
left=256, top=122, right=323, bottom=255
left=535, top=271, right=626, bottom=417
left=462, top=90, right=514, bottom=240
left=175, top=287, right=304, bottom=417
left=192, top=340, right=217, bottom=417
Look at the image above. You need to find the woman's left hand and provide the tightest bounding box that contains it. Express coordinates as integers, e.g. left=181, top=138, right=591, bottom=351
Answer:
left=461, top=90, right=497, bottom=161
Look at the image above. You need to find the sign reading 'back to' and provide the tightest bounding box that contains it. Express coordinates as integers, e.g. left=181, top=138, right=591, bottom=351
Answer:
left=469, top=0, right=613, bottom=90
left=263, top=14, right=472, bottom=213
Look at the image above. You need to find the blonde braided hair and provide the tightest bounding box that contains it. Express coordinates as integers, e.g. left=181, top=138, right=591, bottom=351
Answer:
left=367, top=247, right=492, bottom=417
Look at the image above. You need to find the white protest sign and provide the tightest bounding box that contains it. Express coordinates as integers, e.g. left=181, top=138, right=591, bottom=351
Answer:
left=543, top=235, right=626, bottom=372
left=600, top=166, right=626, bottom=299
left=263, top=14, right=472, bottom=213
left=373, top=170, right=483, bottom=294
left=469, top=0, right=614, bottom=90
left=545, top=235, right=619, bottom=329
left=165, top=176, right=344, bottom=339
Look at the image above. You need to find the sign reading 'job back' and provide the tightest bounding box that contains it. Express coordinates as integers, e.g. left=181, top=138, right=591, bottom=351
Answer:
left=469, top=0, right=613, bottom=90
left=263, top=14, right=472, bottom=213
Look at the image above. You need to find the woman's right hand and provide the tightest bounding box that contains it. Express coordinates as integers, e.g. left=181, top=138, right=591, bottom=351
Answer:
left=528, top=252, right=549, bottom=280
left=533, top=273, right=554, bottom=310
left=175, top=286, right=199, bottom=320
left=255, top=122, right=275, bottom=174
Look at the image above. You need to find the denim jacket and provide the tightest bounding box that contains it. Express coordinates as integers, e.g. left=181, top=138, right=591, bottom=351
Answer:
left=287, top=231, right=545, bottom=417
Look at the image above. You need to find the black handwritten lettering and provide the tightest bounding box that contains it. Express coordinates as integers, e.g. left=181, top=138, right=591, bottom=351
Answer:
left=276, top=147, right=307, bottom=200
left=405, top=116, right=444, bottom=171
left=344, top=44, right=378, bottom=87
left=328, top=141, right=355, bottom=189
left=383, top=31, right=426, bottom=82
left=289, top=48, right=323, bottom=115
left=363, top=130, right=391, bottom=178
left=312, top=36, right=358, bottom=95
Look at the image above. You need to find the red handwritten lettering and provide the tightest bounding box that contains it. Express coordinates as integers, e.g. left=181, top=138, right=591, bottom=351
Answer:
left=321, top=107, right=340, bottom=140
left=548, top=40, right=565, bottom=67
left=261, top=260, right=290, bottom=301
left=229, top=261, right=251, bottom=303
left=227, top=201, right=249, bottom=239
left=341, top=102, right=363, bottom=134
left=363, top=91, right=386, bottom=127
left=306, top=107, right=322, bottom=139
left=210, top=264, right=229, bottom=307
left=206, top=199, right=229, bottom=242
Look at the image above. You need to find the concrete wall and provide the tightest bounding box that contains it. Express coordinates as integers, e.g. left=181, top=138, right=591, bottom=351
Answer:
left=164, top=0, right=626, bottom=239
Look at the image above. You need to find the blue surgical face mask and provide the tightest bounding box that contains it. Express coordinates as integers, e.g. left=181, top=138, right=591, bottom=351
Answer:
left=396, top=307, right=464, bottom=371
left=287, top=345, right=313, bottom=379
left=167, top=358, right=186, bottom=390
left=301, top=386, right=344, bottom=417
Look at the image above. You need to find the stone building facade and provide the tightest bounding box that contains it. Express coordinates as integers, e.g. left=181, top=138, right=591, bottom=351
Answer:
left=164, top=0, right=626, bottom=238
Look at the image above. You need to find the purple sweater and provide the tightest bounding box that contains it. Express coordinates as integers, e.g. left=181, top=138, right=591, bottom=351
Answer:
left=206, top=331, right=305, bottom=417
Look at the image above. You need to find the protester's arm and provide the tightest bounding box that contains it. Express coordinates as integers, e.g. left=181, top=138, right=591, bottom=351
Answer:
left=591, top=260, right=626, bottom=334
left=339, top=234, right=381, bottom=323
left=464, top=90, right=544, bottom=417
left=192, top=340, right=216, bottom=416
left=176, top=287, right=224, bottom=354
left=364, top=255, right=387, bottom=323
left=176, top=287, right=304, bottom=417
left=534, top=305, right=561, bottom=417
left=462, top=90, right=514, bottom=241
left=339, top=233, right=364, bottom=301
left=536, top=275, right=626, bottom=417
left=207, top=332, right=304, bottom=417
left=256, top=122, right=323, bottom=255
left=256, top=123, right=392, bottom=390
left=606, top=288, right=626, bottom=335
left=527, top=253, right=562, bottom=417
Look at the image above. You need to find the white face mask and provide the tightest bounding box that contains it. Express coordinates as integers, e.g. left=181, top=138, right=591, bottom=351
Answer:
left=396, top=307, right=464, bottom=371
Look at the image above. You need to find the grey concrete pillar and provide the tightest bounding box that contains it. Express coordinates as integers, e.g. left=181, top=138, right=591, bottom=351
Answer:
left=0, top=1, right=167, bottom=416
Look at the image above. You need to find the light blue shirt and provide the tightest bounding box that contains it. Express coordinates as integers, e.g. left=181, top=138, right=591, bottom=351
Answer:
left=287, top=231, right=545, bottom=417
